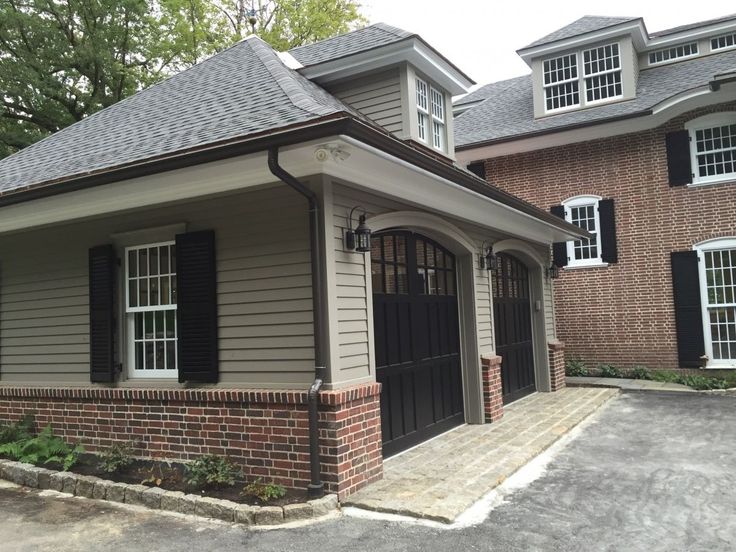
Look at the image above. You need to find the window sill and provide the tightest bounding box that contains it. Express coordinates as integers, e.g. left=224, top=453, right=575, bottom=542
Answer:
left=687, top=177, right=736, bottom=188
left=564, top=262, right=609, bottom=270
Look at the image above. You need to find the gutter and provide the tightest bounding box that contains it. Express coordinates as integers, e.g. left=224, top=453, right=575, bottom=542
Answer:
left=267, top=148, right=326, bottom=499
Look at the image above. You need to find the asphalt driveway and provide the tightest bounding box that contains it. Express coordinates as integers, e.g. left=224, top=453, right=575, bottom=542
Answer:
left=2, top=391, right=735, bottom=552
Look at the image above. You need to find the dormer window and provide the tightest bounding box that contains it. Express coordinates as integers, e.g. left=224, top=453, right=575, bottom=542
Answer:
left=416, top=76, right=446, bottom=151
left=711, top=33, right=736, bottom=52
left=542, top=42, right=622, bottom=114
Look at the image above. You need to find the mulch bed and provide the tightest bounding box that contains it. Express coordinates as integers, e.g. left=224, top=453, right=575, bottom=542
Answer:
left=3, top=452, right=306, bottom=507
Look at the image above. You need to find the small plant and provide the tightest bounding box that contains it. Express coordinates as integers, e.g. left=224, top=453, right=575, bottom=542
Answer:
left=598, top=364, right=622, bottom=378
left=242, top=478, right=287, bottom=502
left=629, top=366, right=651, bottom=380
left=98, top=442, right=135, bottom=474
left=678, top=374, right=728, bottom=391
left=0, top=426, right=83, bottom=470
left=184, top=455, right=240, bottom=488
left=0, top=414, right=35, bottom=444
left=565, top=357, right=588, bottom=377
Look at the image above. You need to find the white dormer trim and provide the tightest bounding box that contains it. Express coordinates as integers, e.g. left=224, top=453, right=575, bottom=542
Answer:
left=298, top=37, right=473, bottom=96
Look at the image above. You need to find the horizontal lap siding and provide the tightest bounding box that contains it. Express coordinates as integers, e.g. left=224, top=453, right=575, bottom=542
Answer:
left=0, top=185, right=315, bottom=387
left=330, top=69, right=404, bottom=135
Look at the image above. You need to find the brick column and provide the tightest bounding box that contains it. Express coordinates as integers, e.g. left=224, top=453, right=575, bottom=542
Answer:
left=548, top=340, right=566, bottom=391
left=481, top=355, right=504, bottom=422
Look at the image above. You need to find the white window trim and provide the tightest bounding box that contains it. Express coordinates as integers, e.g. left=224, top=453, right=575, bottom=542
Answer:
left=415, top=76, right=447, bottom=152
left=542, top=41, right=623, bottom=115
left=711, top=32, right=736, bottom=53
left=125, top=240, right=178, bottom=379
left=685, top=112, right=736, bottom=187
left=562, top=195, right=607, bottom=268
left=647, top=42, right=699, bottom=66
left=694, top=237, right=736, bottom=369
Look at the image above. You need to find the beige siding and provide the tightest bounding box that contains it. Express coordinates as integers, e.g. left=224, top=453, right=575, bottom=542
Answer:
left=0, top=185, right=316, bottom=387
left=329, top=69, right=404, bottom=135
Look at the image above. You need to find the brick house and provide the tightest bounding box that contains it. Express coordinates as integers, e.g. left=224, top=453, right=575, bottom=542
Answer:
left=455, top=14, right=736, bottom=373
left=0, top=25, right=583, bottom=499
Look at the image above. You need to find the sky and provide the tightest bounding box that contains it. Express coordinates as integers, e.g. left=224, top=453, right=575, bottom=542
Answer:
left=362, top=0, right=736, bottom=88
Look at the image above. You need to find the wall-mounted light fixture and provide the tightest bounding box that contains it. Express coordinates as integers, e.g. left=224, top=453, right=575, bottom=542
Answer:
left=479, top=242, right=498, bottom=271
left=545, top=263, right=560, bottom=280
left=345, top=206, right=372, bottom=252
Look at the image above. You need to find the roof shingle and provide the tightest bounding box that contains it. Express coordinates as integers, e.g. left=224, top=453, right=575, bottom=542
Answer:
left=521, top=16, right=639, bottom=49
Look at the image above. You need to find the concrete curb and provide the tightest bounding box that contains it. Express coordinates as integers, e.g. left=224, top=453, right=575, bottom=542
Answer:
left=0, top=459, right=338, bottom=526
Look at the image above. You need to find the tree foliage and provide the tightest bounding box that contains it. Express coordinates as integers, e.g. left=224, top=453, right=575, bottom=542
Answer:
left=0, top=0, right=366, bottom=158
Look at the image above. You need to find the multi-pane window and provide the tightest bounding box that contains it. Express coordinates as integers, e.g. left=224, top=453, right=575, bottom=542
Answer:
left=563, top=196, right=602, bottom=266
left=416, top=77, right=446, bottom=151
left=703, top=247, right=736, bottom=363
left=648, top=42, right=698, bottom=65
left=126, top=242, right=178, bottom=377
left=693, top=123, right=736, bottom=181
left=543, top=53, right=579, bottom=112
left=711, top=33, right=736, bottom=51
left=415, top=237, right=455, bottom=296
left=416, top=78, right=429, bottom=143
left=583, top=43, right=622, bottom=103
left=371, top=234, right=408, bottom=295
left=430, top=87, right=445, bottom=150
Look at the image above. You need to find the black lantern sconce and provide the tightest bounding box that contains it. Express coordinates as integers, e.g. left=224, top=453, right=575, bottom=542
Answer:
left=345, top=206, right=372, bottom=252
left=545, top=263, right=560, bottom=280
left=479, top=242, right=498, bottom=271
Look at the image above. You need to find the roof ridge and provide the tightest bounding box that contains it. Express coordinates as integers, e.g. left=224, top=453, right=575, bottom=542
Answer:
left=288, top=22, right=406, bottom=54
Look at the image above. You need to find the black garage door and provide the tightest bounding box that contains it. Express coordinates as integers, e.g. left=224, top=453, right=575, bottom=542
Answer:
left=371, top=231, right=464, bottom=457
left=493, top=253, right=536, bottom=403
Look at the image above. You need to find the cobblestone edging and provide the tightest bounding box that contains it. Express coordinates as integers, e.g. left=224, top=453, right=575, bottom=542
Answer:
left=0, top=459, right=338, bottom=526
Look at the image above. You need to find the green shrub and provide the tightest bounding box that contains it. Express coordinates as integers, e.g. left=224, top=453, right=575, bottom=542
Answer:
left=598, top=364, right=622, bottom=378
left=184, top=455, right=240, bottom=488
left=565, top=357, right=588, bottom=377
left=678, top=375, right=728, bottom=391
left=0, top=426, right=83, bottom=470
left=243, top=478, right=287, bottom=502
left=629, top=366, right=651, bottom=380
left=0, top=414, right=35, bottom=445
left=651, top=370, right=681, bottom=383
left=98, top=442, right=135, bottom=474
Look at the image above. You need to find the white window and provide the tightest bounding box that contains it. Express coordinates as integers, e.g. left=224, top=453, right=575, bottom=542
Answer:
left=686, top=113, right=736, bottom=185
left=416, top=77, right=446, bottom=152
left=125, top=242, right=178, bottom=378
left=696, top=238, right=736, bottom=368
left=543, top=53, right=580, bottom=112
left=563, top=195, right=604, bottom=267
left=648, top=42, right=698, bottom=65
left=711, top=33, right=736, bottom=51
left=582, top=43, right=622, bottom=104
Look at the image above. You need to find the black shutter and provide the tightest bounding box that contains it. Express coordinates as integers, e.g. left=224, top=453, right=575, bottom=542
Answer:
left=89, top=244, right=117, bottom=383
left=598, top=199, right=618, bottom=264
left=176, top=230, right=218, bottom=383
left=666, top=130, right=692, bottom=186
left=550, top=205, right=568, bottom=267
left=671, top=251, right=705, bottom=368
left=467, top=161, right=486, bottom=180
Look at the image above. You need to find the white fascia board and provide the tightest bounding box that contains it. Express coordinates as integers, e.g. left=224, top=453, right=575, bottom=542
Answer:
left=286, top=135, right=581, bottom=243
left=300, top=39, right=473, bottom=95
left=647, top=20, right=736, bottom=48
left=456, top=82, right=736, bottom=163
left=517, top=21, right=647, bottom=66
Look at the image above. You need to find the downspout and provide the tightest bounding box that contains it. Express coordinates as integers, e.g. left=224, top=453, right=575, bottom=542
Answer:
left=267, top=148, right=326, bottom=499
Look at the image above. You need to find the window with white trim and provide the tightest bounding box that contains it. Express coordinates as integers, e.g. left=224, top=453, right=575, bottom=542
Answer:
left=582, top=43, right=622, bottom=103
left=686, top=113, right=736, bottom=185
left=543, top=53, right=579, bottom=112
left=125, top=242, right=178, bottom=377
left=711, top=33, right=736, bottom=51
left=563, top=196, right=603, bottom=266
left=416, top=77, right=446, bottom=152
left=648, top=42, right=698, bottom=65
left=696, top=238, right=736, bottom=367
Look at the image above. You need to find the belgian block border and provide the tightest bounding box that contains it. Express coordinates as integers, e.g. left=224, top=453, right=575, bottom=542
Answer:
left=0, top=459, right=338, bottom=526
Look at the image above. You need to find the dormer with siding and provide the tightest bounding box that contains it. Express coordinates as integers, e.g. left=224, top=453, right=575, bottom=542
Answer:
left=289, top=23, right=474, bottom=159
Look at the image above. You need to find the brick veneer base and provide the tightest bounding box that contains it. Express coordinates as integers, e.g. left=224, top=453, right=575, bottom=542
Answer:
left=548, top=341, right=566, bottom=392
left=481, top=355, right=504, bottom=422
left=0, top=384, right=383, bottom=500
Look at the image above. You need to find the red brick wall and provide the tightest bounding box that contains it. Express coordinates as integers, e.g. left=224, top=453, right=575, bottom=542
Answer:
left=482, top=101, right=736, bottom=370
left=481, top=355, right=504, bottom=422
left=0, top=384, right=382, bottom=499
left=548, top=341, right=566, bottom=391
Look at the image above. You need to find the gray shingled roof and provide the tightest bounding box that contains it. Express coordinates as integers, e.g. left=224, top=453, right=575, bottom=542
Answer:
left=521, top=16, right=639, bottom=49
left=650, top=13, right=736, bottom=37
left=289, top=23, right=414, bottom=67
left=454, top=49, right=736, bottom=148
left=0, top=36, right=354, bottom=195
left=455, top=76, right=529, bottom=107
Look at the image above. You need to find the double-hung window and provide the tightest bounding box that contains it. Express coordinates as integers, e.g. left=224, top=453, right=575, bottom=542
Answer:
left=582, top=43, right=622, bottom=104
left=416, top=77, right=446, bottom=151
left=563, top=196, right=603, bottom=267
left=543, top=53, right=579, bottom=112
left=125, top=242, right=178, bottom=378
left=686, top=113, right=736, bottom=185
